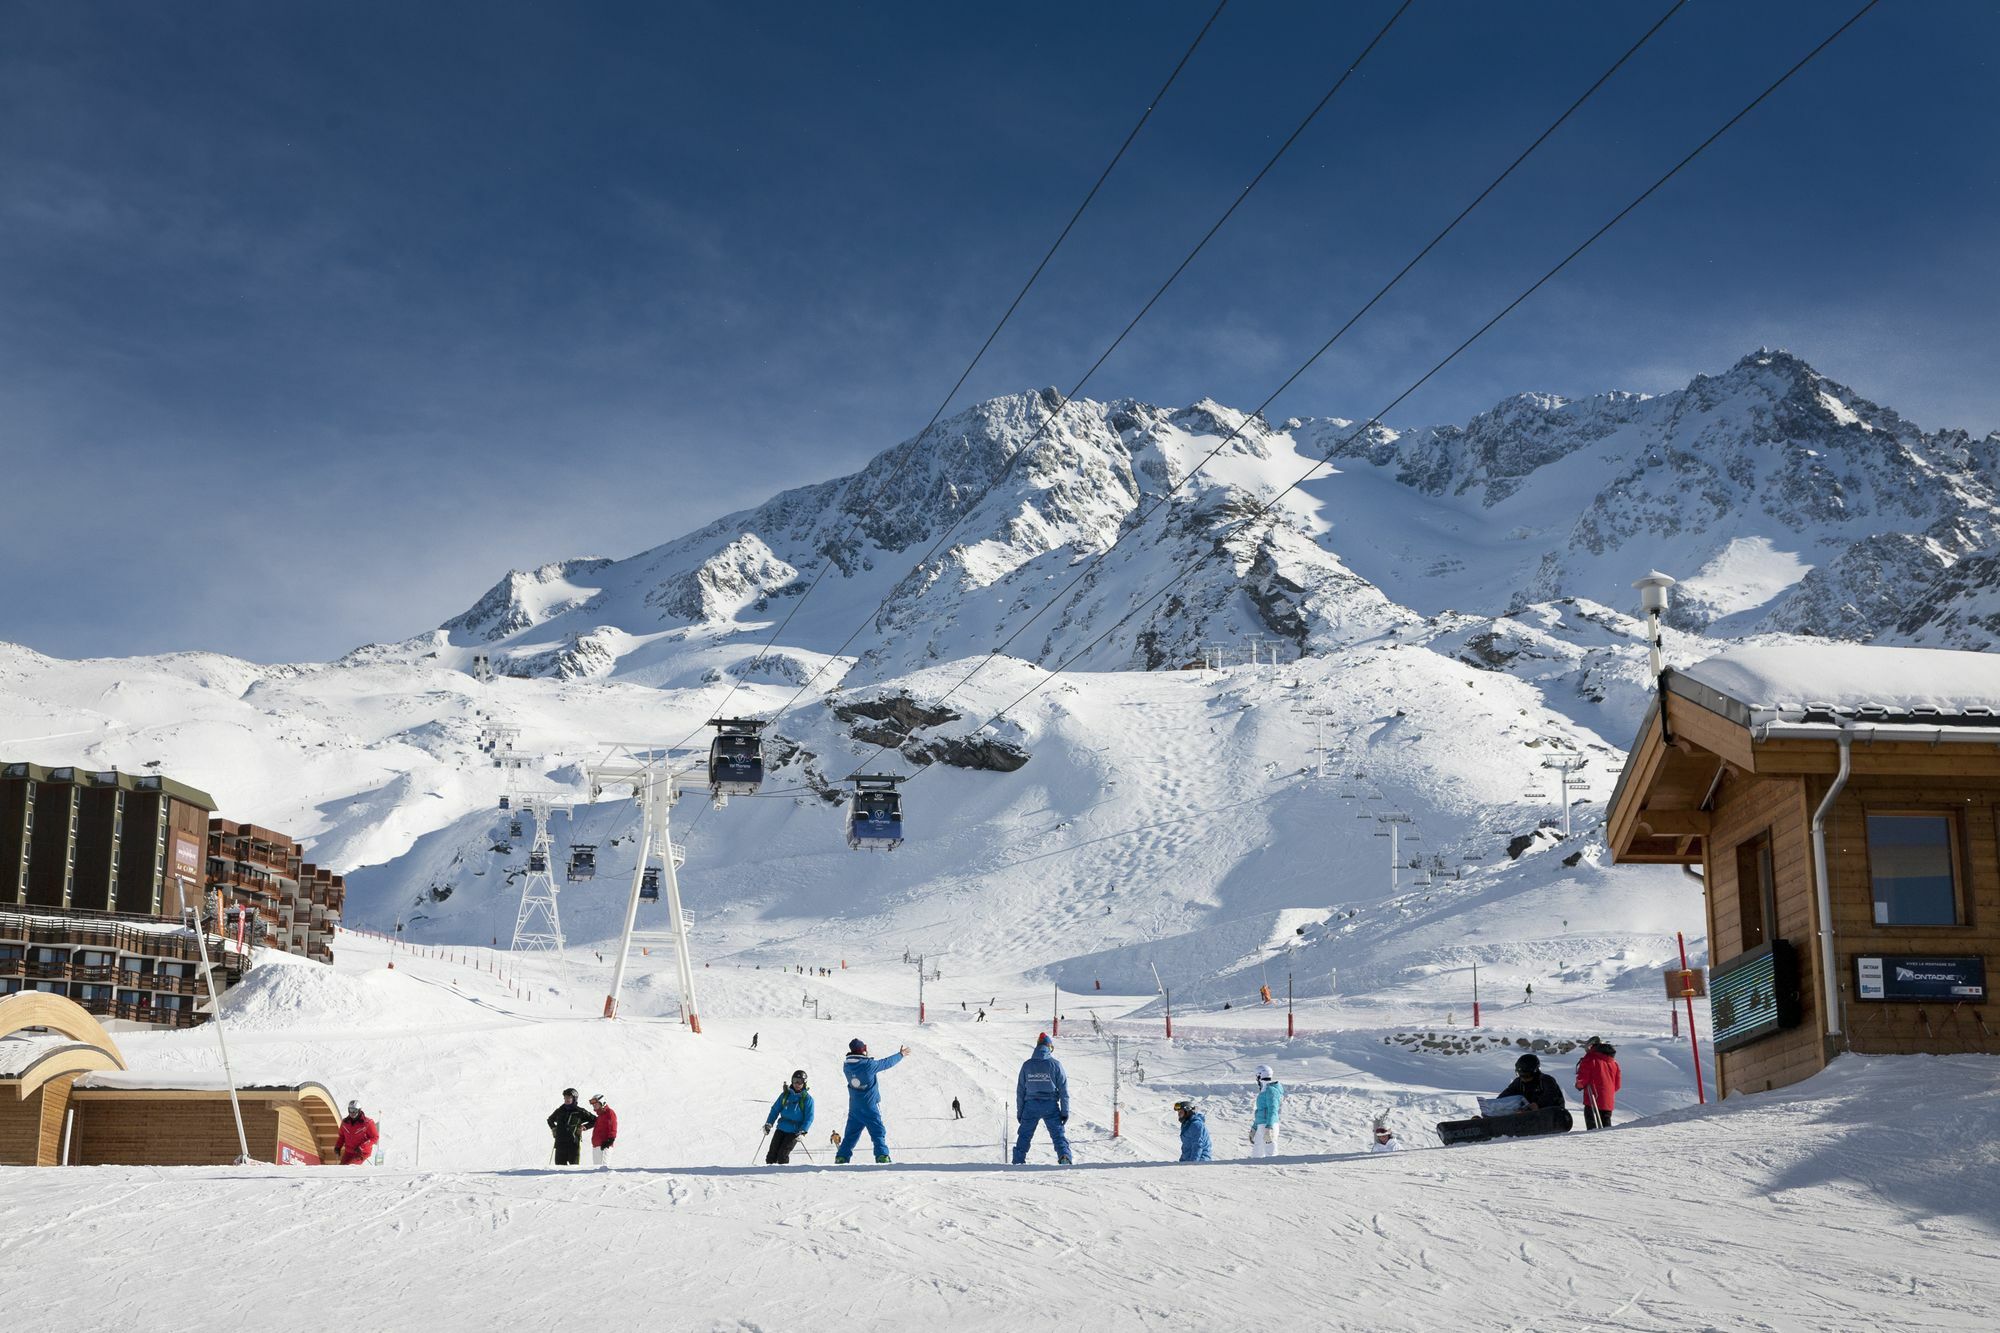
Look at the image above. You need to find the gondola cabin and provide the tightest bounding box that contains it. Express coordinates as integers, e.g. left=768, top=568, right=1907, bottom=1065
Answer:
left=528, top=848, right=548, bottom=874
left=568, top=845, right=597, bottom=882
left=707, top=719, right=768, bottom=801
left=499, top=796, right=510, bottom=810
left=846, top=775, right=905, bottom=852
left=640, top=867, right=661, bottom=902
left=509, top=819, right=523, bottom=837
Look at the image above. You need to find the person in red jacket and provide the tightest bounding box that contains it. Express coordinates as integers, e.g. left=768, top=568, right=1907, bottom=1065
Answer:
left=336, top=1101, right=380, bottom=1164
left=588, top=1093, right=618, bottom=1166
left=1575, top=1038, right=1621, bottom=1129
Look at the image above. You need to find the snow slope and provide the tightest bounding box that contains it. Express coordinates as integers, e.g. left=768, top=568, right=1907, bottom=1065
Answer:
left=3, top=933, right=1994, bottom=1331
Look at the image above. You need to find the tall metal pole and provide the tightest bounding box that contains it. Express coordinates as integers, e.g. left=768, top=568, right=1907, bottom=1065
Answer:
left=1287, top=972, right=1294, bottom=1040
left=917, top=953, right=926, bottom=1025
left=603, top=815, right=651, bottom=1019
left=1678, top=931, right=1706, bottom=1104
left=1472, top=962, right=1481, bottom=1028
left=1051, top=981, right=1059, bottom=1037
left=1111, top=1033, right=1121, bottom=1139
left=175, top=876, right=250, bottom=1164
left=656, top=774, right=702, bottom=1032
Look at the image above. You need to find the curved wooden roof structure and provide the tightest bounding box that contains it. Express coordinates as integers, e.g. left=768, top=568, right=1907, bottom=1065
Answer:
left=0, top=991, right=130, bottom=1061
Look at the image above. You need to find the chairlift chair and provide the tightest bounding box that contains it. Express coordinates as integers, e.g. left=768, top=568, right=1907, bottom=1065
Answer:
left=568, top=844, right=597, bottom=882
left=708, top=718, right=768, bottom=802
left=845, top=774, right=905, bottom=851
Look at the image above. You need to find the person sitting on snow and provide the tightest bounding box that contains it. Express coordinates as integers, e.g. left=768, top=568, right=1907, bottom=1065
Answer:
left=1369, top=1116, right=1405, bottom=1153
left=1494, top=1053, right=1573, bottom=1132
left=835, top=1037, right=911, bottom=1164
left=1175, top=1100, right=1212, bottom=1162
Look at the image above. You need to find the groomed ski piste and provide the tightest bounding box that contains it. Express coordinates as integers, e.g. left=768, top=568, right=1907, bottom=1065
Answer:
left=5, top=931, right=1997, bottom=1331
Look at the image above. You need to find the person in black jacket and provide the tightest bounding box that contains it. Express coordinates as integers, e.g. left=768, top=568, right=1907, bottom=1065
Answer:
left=548, top=1087, right=597, bottom=1166
left=1497, top=1054, right=1573, bottom=1130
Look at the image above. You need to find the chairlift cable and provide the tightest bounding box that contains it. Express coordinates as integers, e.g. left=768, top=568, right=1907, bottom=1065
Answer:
left=763, top=0, right=1414, bottom=733
left=655, top=0, right=1234, bottom=757
left=881, top=0, right=1879, bottom=784
left=840, top=0, right=1691, bottom=766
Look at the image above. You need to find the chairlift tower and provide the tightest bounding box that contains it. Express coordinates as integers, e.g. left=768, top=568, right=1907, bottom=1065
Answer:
left=585, top=743, right=702, bottom=1030
left=1375, top=811, right=1415, bottom=894
left=1539, top=741, right=1588, bottom=839
left=509, top=791, right=574, bottom=980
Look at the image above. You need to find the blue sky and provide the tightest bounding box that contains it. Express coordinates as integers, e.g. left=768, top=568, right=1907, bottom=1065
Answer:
left=3, top=0, right=1995, bottom=662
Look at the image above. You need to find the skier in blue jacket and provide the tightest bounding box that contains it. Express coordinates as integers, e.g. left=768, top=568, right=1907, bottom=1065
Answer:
left=1012, top=1033, right=1072, bottom=1164
left=834, top=1038, right=910, bottom=1164
left=1249, top=1063, right=1283, bottom=1158
left=1175, top=1100, right=1212, bottom=1162
left=763, top=1069, right=814, bottom=1165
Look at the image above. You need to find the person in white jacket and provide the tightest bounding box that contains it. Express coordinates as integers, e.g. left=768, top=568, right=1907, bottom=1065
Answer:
left=1369, top=1117, right=1406, bottom=1153
left=1249, top=1065, right=1283, bottom=1158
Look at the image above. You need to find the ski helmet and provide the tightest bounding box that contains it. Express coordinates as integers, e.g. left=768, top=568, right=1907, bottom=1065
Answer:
left=346, top=1101, right=363, bottom=1115
left=848, top=1038, right=867, bottom=1054
left=1514, top=1053, right=1540, bottom=1076
left=1255, top=1064, right=1274, bottom=1082
left=588, top=1093, right=605, bottom=1106
left=790, top=1069, right=808, bottom=1086
left=1173, top=1099, right=1196, bottom=1117
left=562, top=1086, right=579, bottom=1098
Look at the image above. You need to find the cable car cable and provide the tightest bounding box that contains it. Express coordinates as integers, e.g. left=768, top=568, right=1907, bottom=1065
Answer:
left=658, top=0, right=1234, bottom=755
left=763, top=0, right=1415, bottom=732
left=837, top=0, right=1691, bottom=772
left=872, top=0, right=1880, bottom=783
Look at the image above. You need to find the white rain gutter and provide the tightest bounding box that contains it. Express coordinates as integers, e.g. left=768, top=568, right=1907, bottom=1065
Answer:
left=1755, top=719, right=2000, bottom=1040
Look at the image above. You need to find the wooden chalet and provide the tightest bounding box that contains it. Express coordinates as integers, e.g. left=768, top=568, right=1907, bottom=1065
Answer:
left=1608, top=645, right=2000, bottom=1096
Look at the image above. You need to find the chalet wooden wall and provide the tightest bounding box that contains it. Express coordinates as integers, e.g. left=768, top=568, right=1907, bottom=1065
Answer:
left=1706, top=770, right=1827, bottom=1097
left=1816, top=773, right=2000, bottom=1056
left=70, top=1097, right=284, bottom=1166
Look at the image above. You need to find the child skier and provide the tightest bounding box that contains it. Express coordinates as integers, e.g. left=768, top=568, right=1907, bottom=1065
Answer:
left=1369, top=1116, right=1405, bottom=1153
left=1248, top=1064, right=1282, bottom=1158
left=1174, top=1100, right=1212, bottom=1162
left=587, top=1094, right=618, bottom=1166
left=1012, top=1033, right=1072, bottom=1165
left=764, top=1070, right=814, bottom=1164
left=834, top=1038, right=911, bottom=1163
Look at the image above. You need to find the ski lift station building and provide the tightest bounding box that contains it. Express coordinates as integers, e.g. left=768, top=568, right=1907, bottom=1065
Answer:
left=1608, top=645, right=2000, bottom=1097
left=0, top=992, right=342, bottom=1166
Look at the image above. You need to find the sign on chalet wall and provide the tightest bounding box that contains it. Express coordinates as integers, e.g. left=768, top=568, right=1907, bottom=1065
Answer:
left=1711, top=940, right=1804, bottom=1053
left=1854, top=955, right=1987, bottom=1003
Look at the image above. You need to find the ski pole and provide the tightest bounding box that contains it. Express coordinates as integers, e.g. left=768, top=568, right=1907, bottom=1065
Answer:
left=752, top=1125, right=772, bottom=1166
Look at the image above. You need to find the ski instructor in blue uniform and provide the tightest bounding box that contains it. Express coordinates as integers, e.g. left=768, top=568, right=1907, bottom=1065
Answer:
left=834, top=1037, right=911, bottom=1163
left=1013, top=1033, right=1073, bottom=1164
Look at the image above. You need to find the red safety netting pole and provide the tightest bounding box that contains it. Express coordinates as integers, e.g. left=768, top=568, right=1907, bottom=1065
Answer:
left=1472, top=962, right=1481, bottom=1028
left=1286, top=973, right=1295, bottom=1039
left=1678, top=931, right=1706, bottom=1105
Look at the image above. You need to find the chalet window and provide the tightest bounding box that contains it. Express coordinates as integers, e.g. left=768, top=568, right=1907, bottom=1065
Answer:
left=1864, top=813, right=1961, bottom=926
left=1735, top=832, right=1777, bottom=949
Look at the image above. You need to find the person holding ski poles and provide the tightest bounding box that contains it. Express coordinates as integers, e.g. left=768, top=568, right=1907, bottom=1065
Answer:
left=1248, top=1064, right=1283, bottom=1158
left=764, top=1070, right=814, bottom=1164
left=547, top=1088, right=596, bottom=1166
left=834, top=1038, right=910, bottom=1164
left=1575, top=1037, right=1621, bottom=1129
left=1174, top=1100, right=1212, bottom=1162
left=1012, top=1033, right=1072, bottom=1165
left=336, top=1100, right=379, bottom=1165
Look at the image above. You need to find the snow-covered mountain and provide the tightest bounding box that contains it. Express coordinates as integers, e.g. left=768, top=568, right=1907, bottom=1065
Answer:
left=2, top=347, right=1991, bottom=988
left=421, top=349, right=2000, bottom=693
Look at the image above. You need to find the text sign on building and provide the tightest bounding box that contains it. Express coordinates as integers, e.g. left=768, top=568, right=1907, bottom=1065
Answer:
left=277, top=1143, right=321, bottom=1166
left=1710, top=940, right=1803, bottom=1054
left=1854, top=955, right=1987, bottom=1003
left=172, top=834, right=202, bottom=883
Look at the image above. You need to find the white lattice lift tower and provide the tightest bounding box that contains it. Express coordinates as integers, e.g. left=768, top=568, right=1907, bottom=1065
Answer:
left=509, top=791, right=574, bottom=981
left=1374, top=811, right=1416, bottom=894
left=585, top=743, right=702, bottom=1030
left=1540, top=743, right=1588, bottom=839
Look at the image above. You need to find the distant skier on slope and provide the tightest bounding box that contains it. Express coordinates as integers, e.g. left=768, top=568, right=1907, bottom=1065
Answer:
left=336, top=1100, right=379, bottom=1165
left=588, top=1094, right=618, bottom=1166
left=1575, top=1038, right=1621, bottom=1129
left=751, top=1033, right=759, bottom=1051
left=834, top=1038, right=910, bottom=1164
left=1175, top=1100, right=1212, bottom=1163
left=547, top=1087, right=596, bottom=1166
left=764, top=1070, right=814, bottom=1164
left=1012, top=1034, right=1072, bottom=1165
left=1249, top=1064, right=1283, bottom=1158
left=952, top=1097, right=963, bottom=1120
